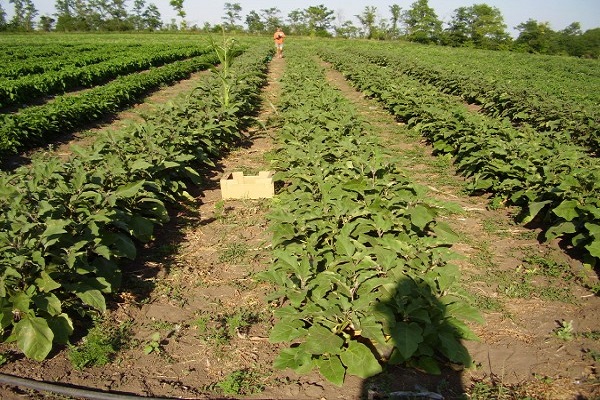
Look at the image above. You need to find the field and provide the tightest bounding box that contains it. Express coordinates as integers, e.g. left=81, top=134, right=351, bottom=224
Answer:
left=0, top=33, right=599, bottom=399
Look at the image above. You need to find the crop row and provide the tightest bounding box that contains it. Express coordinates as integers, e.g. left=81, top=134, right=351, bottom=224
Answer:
left=0, top=41, right=272, bottom=361
left=337, top=43, right=600, bottom=152
left=0, top=43, right=104, bottom=63
left=0, top=45, right=211, bottom=109
left=0, top=51, right=226, bottom=160
left=319, top=47, right=600, bottom=270
left=260, top=46, right=481, bottom=385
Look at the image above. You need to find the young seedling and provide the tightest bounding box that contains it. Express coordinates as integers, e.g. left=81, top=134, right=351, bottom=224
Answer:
left=553, top=320, right=574, bottom=341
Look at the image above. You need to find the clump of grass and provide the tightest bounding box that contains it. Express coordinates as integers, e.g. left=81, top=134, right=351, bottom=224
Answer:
left=68, top=320, right=131, bottom=370
left=219, top=242, right=248, bottom=263
left=216, top=369, right=265, bottom=395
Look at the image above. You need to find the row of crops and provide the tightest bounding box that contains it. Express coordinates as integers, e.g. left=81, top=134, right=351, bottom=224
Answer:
left=260, top=47, right=481, bottom=385
left=339, top=41, right=600, bottom=152
left=0, top=44, right=214, bottom=109
left=0, top=40, right=272, bottom=361
left=0, top=33, right=598, bottom=384
left=317, top=42, right=600, bottom=270
left=0, top=34, right=236, bottom=161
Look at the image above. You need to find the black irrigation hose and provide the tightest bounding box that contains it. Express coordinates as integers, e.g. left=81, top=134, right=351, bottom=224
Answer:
left=0, top=373, right=205, bottom=400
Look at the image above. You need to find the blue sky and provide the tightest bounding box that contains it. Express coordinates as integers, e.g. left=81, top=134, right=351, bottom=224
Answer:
left=4, top=0, right=600, bottom=35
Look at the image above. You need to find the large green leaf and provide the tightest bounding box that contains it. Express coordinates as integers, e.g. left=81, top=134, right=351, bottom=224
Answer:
left=273, top=346, right=314, bottom=374
left=269, top=319, right=307, bottom=343
left=129, top=215, right=154, bottom=242
left=585, top=238, right=600, bottom=258
left=339, top=341, right=382, bottom=378
left=33, top=293, right=62, bottom=316
left=304, top=324, right=344, bottom=355
left=317, top=356, right=345, bottom=386
left=35, top=271, right=61, bottom=293
left=409, top=205, right=436, bottom=230
left=14, top=317, right=54, bottom=361
left=47, top=313, right=74, bottom=345
left=552, top=200, right=579, bottom=221
left=112, top=180, right=145, bottom=200
left=390, top=322, right=423, bottom=361
left=73, top=286, right=106, bottom=312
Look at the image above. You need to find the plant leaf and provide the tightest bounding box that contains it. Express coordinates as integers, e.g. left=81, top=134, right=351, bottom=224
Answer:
left=339, top=341, right=382, bottom=378
left=317, top=356, right=345, bottom=386
left=15, top=317, right=54, bottom=361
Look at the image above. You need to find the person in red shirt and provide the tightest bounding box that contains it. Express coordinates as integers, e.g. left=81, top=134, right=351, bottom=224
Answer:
left=273, top=27, right=286, bottom=59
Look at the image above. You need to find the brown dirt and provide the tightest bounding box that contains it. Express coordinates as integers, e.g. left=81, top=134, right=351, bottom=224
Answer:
left=0, top=55, right=599, bottom=400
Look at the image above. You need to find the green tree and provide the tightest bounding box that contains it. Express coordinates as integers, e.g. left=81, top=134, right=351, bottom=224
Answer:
left=39, top=14, right=55, bottom=31
left=335, top=20, right=359, bottom=38
left=303, top=4, right=334, bottom=37
left=23, top=0, right=37, bottom=30
left=356, top=6, right=377, bottom=39
left=104, top=0, right=132, bottom=30
left=141, top=3, right=161, bottom=30
left=9, top=0, right=24, bottom=30
left=389, top=4, right=402, bottom=39
left=245, top=10, right=264, bottom=34
left=222, top=2, right=242, bottom=31
left=0, top=3, right=7, bottom=30
left=287, top=9, right=307, bottom=35
left=169, top=0, right=186, bottom=29
left=402, top=0, right=442, bottom=44
left=260, top=7, right=281, bottom=33
left=446, top=4, right=510, bottom=49
left=578, top=28, right=600, bottom=58
left=514, top=19, right=555, bottom=53
left=130, top=0, right=145, bottom=29
left=54, top=0, right=76, bottom=31
left=442, top=6, right=469, bottom=46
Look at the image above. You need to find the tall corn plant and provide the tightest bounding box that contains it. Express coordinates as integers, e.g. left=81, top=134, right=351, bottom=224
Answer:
left=208, top=31, right=237, bottom=108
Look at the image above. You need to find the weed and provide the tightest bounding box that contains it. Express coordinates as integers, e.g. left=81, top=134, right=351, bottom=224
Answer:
left=578, top=330, right=600, bottom=340
left=214, top=200, right=226, bottom=220
left=583, top=349, right=600, bottom=362
left=149, top=320, right=175, bottom=331
left=487, top=196, right=505, bottom=211
left=468, top=375, right=536, bottom=400
left=69, top=320, right=131, bottom=370
left=469, top=292, right=504, bottom=313
left=194, top=307, right=263, bottom=344
left=219, top=242, right=248, bottom=263
left=0, top=352, right=8, bottom=366
left=472, top=241, right=497, bottom=270
left=553, top=320, right=575, bottom=341
left=523, top=254, right=567, bottom=278
left=144, top=332, right=162, bottom=355
left=215, top=369, right=265, bottom=395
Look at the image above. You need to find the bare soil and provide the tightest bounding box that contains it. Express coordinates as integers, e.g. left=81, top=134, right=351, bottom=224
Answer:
left=0, top=55, right=599, bottom=400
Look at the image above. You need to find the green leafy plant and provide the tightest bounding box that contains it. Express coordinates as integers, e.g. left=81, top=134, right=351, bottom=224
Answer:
left=208, top=30, right=239, bottom=108
left=68, top=321, right=130, bottom=370
left=553, top=320, right=575, bottom=341
left=261, top=51, right=481, bottom=386
left=143, top=332, right=162, bottom=355
left=219, top=242, right=248, bottom=263
left=216, top=369, right=264, bottom=395
left=0, top=41, right=273, bottom=361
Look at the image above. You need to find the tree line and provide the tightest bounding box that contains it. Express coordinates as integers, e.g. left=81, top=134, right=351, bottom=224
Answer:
left=0, top=0, right=598, bottom=58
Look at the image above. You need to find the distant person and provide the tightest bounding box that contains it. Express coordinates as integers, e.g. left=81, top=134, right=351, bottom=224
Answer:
left=273, top=27, right=286, bottom=59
